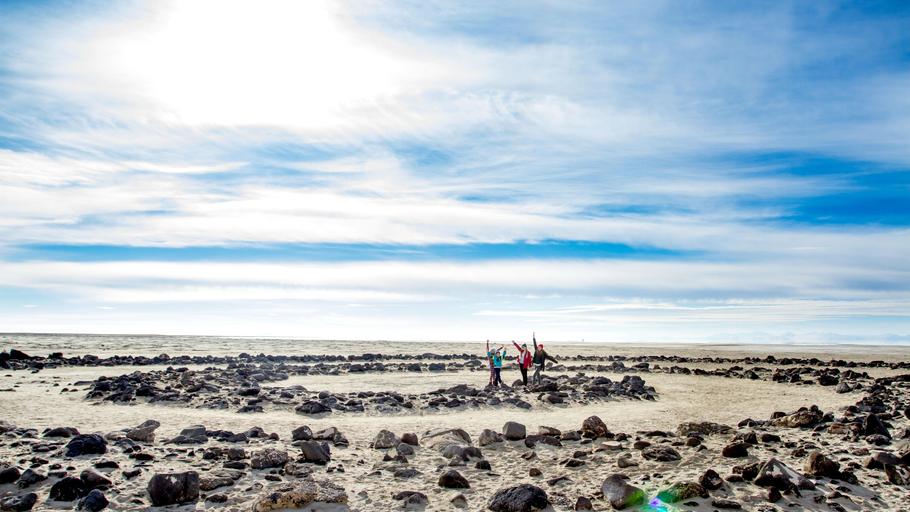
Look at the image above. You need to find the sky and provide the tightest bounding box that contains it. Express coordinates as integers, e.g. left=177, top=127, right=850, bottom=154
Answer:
left=0, top=0, right=908, bottom=343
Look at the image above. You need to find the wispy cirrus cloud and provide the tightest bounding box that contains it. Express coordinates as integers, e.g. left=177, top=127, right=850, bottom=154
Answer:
left=0, top=0, right=908, bottom=342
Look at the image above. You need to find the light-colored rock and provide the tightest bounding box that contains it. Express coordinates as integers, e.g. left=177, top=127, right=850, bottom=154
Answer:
left=251, top=479, right=348, bottom=512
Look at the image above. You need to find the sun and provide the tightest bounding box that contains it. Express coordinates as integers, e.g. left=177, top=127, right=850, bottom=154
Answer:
left=111, top=0, right=409, bottom=128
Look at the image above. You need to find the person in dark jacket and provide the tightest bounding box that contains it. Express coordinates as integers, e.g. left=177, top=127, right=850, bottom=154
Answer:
left=532, top=333, right=557, bottom=384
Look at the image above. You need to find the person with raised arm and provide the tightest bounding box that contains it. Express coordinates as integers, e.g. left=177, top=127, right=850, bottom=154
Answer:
left=486, top=342, right=506, bottom=387
left=485, top=339, right=494, bottom=386
left=531, top=332, right=558, bottom=385
left=512, top=339, right=532, bottom=387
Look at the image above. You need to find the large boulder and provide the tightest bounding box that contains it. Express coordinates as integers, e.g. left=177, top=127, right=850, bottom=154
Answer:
left=0, top=493, right=37, bottom=511
left=421, top=428, right=472, bottom=451
left=65, top=434, right=107, bottom=457
left=502, top=422, right=527, bottom=441
left=251, top=479, right=348, bottom=512
left=147, top=471, right=200, bottom=506
left=312, top=427, right=348, bottom=446
left=601, top=474, right=646, bottom=509
left=49, top=477, right=87, bottom=501
left=251, top=448, right=289, bottom=469
left=487, top=484, right=548, bottom=511
left=0, top=467, right=20, bottom=484
left=79, top=469, right=112, bottom=490
left=44, top=427, right=79, bottom=438
left=126, top=420, right=160, bottom=443
left=722, top=442, right=750, bottom=458
left=298, top=441, right=331, bottom=464
left=479, top=429, right=504, bottom=446
left=754, top=458, right=815, bottom=491
left=699, top=469, right=723, bottom=490
left=438, top=470, right=470, bottom=489
left=77, top=489, right=108, bottom=511
left=863, top=414, right=891, bottom=438
left=772, top=409, right=823, bottom=428
left=804, top=451, right=841, bottom=478
left=373, top=430, right=399, bottom=449
left=581, top=416, right=610, bottom=438
left=291, top=425, right=313, bottom=441
left=169, top=425, right=207, bottom=444
left=393, top=490, right=428, bottom=509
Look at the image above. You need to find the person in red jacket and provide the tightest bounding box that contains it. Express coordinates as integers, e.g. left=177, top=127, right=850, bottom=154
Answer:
left=512, top=339, right=533, bottom=387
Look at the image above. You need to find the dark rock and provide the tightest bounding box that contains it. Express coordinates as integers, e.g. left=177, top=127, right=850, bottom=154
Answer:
left=401, top=432, right=419, bottom=446
left=711, top=498, right=742, bottom=509
left=722, top=442, right=750, bottom=458
left=373, top=429, right=399, bottom=449
left=601, top=474, right=646, bottom=509
left=393, top=490, right=428, bottom=509
left=863, top=414, right=890, bottom=438
left=487, top=483, right=548, bottom=512
left=393, top=467, right=420, bottom=479
left=43, top=427, right=79, bottom=438
left=699, top=468, right=723, bottom=490
left=169, top=425, right=207, bottom=444
left=503, top=421, right=527, bottom=441
left=147, top=471, right=200, bottom=506
left=438, top=469, right=469, bottom=489
left=80, top=469, right=112, bottom=489
left=295, top=401, right=331, bottom=415
left=804, top=451, right=840, bottom=478
left=479, top=429, right=504, bottom=446
left=65, top=434, right=107, bottom=457
left=17, top=469, right=46, bottom=488
left=291, top=425, right=313, bottom=441
left=126, top=420, right=160, bottom=443
left=676, top=422, right=731, bottom=436
left=641, top=445, right=681, bottom=462
left=524, top=435, right=562, bottom=449
left=581, top=416, right=610, bottom=438
left=574, top=496, right=593, bottom=511
left=0, top=467, right=20, bottom=484
left=754, top=458, right=814, bottom=491
left=451, top=494, right=468, bottom=508
left=733, top=462, right=760, bottom=481
left=77, top=489, right=108, bottom=511
left=0, top=493, right=37, bottom=511
left=8, top=349, right=32, bottom=360
left=298, top=441, right=331, bottom=464
left=49, top=476, right=88, bottom=501
left=250, top=448, right=288, bottom=469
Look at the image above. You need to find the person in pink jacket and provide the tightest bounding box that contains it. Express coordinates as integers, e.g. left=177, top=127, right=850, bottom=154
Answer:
left=512, top=339, right=533, bottom=387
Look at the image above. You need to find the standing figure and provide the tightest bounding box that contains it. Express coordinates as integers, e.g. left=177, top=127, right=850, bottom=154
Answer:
left=487, top=344, right=506, bottom=387
left=485, top=339, right=494, bottom=386
left=512, top=340, right=532, bottom=387
left=532, top=333, right=558, bottom=385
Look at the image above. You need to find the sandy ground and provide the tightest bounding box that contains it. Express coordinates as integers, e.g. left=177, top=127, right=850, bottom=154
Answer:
left=2, top=337, right=909, bottom=511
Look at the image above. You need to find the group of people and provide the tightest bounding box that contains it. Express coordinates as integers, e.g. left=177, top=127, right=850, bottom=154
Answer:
left=485, top=333, right=558, bottom=388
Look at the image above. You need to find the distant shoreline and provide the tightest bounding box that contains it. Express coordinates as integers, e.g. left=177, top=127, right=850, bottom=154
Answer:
left=2, top=331, right=909, bottom=347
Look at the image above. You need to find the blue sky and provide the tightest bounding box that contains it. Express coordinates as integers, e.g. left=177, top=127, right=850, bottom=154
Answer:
left=0, top=0, right=908, bottom=342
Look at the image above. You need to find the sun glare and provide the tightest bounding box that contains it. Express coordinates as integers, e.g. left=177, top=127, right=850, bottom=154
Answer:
left=114, top=0, right=409, bottom=127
